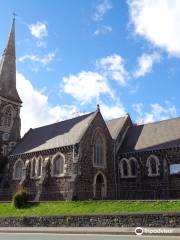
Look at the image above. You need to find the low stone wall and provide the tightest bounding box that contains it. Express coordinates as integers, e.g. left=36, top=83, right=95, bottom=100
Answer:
left=0, top=213, right=179, bottom=227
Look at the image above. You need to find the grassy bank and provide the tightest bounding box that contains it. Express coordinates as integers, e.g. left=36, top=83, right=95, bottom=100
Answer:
left=0, top=201, right=180, bottom=217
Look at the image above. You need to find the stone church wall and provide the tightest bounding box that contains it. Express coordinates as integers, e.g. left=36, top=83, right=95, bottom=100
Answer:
left=75, top=111, right=115, bottom=200
left=0, top=98, right=21, bottom=159
left=117, top=148, right=180, bottom=199
left=3, top=146, right=78, bottom=201
left=0, top=111, right=116, bottom=201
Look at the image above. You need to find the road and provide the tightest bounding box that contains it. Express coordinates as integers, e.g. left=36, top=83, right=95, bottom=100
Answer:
left=0, top=233, right=179, bottom=240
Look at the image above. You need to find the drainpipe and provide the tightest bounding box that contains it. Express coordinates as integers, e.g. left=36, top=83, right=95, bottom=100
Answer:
left=113, top=140, right=117, bottom=200
left=73, top=144, right=75, bottom=163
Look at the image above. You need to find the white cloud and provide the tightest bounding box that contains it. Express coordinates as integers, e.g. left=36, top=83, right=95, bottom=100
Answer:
left=133, top=52, right=161, bottom=78
left=97, top=54, right=128, bottom=86
left=62, top=54, right=128, bottom=104
left=133, top=101, right=177, bottom=124
left=16, top=72, right=126, bottom=137
left=132, top=102, right=143, bottom=115
left=92, top=0, right=113, bottom=21
left=16, top=72, right=81, bottom=136
left=128, top=0, right=180, bottom=56
left=100, top=102, right=126, bottom=120
left=63, top=71, right=113, bottom=104
left=29, top=22, right=48, bottom=39
left=94, top=25, right=112, bottom=36
left=19, top=52, right=55, bottom=66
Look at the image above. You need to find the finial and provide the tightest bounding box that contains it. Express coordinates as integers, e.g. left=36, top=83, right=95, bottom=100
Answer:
left=97, top=104, right=100, bottom=111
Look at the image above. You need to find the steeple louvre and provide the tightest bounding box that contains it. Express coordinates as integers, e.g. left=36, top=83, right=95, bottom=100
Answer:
left=0, top=17, right=22, bottom=103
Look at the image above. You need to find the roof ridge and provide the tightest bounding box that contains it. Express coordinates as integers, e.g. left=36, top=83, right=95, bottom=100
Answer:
left=134, top=116, right=180, bottom=128
left=31, top=111, right=95, bottom=131
left=76, top=110, right=99, bottom=143
left=106, top=114, right=128, bottom=123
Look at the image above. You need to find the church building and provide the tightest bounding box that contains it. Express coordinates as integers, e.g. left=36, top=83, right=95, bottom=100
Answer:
left=0, top=19, right=180, bottom=201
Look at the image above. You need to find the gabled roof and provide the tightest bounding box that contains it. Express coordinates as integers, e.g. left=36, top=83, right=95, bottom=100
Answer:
left=11, top=111, right=97, bottom=155
left=120, top=117, right=180, bottom=153
left=106, top=115, right=129, bottom=140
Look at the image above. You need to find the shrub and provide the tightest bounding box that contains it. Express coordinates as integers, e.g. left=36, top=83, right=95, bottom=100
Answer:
left=12, top=189, right=28, bottom=208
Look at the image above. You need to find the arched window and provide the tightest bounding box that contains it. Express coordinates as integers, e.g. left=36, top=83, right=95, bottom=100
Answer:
left=129, top=158, right=138, bottom=176
left=119, top=158, right=129, bottom=178
left=51, top=154, right=64, bottom=177
left=13, top=159, right=24, bottom=180
left=146, top=155, right=160, bottom=176
left=31, top=158, right=36, bottom=178
left=151, top=158, right=157, bottom=174
left=2, top=106, right=14, bottom=128
left=37, top=157, right=42, bottom=177
left=31, top=157, right=42, bottom=178
left=93, top=132, right=106, bottom=167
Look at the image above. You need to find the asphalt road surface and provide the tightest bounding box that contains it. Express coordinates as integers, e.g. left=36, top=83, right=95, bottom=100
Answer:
left=0, top=233, right=179, bottom=240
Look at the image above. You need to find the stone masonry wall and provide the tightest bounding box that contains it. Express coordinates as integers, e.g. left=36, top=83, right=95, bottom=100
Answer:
left=0, top=213, right=179, bottom=227
left=2, top=146, right=78, bottom=201
left=76, top=111, right=115, bottom=200
left=0, top=98, right=21, bottom=158
left=117, top=148, right=180, bottom=199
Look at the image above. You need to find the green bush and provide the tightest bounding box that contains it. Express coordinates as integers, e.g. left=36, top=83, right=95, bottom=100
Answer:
left=12, top=189, right=28, bottom=209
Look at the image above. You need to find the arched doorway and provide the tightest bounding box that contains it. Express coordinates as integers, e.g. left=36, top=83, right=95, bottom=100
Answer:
left=93, top=172, right=107, bottom=199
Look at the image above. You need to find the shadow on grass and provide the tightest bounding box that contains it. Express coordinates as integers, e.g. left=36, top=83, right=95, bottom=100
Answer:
left=15, top=202, right=40, bottom=209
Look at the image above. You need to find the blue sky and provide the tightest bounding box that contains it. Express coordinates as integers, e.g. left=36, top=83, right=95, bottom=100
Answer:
left=0, top=0, right=180, bottom=135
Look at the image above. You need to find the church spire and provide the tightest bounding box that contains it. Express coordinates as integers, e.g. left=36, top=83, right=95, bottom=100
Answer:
left=0, top=17, right=22, bottom=103
left=4, top=16, right=16, bottom=57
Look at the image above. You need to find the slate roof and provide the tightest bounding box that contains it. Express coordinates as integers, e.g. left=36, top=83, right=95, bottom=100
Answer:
left=120, top=117, right=180, bottom=153
left=0, top=18, right=22, bottom=103
left=11, top=111, right=97, bottom=155
left=106, top=116, right=128, bottom=139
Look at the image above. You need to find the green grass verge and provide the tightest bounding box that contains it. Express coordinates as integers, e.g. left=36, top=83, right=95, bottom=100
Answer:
left=0, top=201, right=180, bottom=217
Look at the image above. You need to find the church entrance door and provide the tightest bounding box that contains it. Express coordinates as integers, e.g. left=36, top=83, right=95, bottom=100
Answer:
left=94, top=172, right=107, bottom=199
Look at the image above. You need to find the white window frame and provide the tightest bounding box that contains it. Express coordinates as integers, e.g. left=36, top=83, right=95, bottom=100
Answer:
left=1, top=104, right=14, bottom=129
left=36, top=156, right=43, bottom=178
left=119, top=158, right=129, bottom=178
left=13, top=159, right=24, bottom=180
left=129, top=157, right=138, bottom=177
left=30, top=157, right=36, bottom=179
left=119, top=157, right=138, bottom=178
left=92, top=128, right=106, bottom=168
left=146, top=155, right=160, bottom=177
left=51, top=153, right=65, bottom=177
left=30, top=156, right=43, bottom=179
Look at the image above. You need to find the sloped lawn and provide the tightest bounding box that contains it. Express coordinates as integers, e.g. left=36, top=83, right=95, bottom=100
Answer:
left=0, top=200, right=180, bottom=217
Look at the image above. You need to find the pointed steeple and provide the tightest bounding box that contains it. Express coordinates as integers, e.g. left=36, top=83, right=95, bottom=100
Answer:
left=0, top=17, right=22, bottom=103
left=4, top=17, right=16, bottom=57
